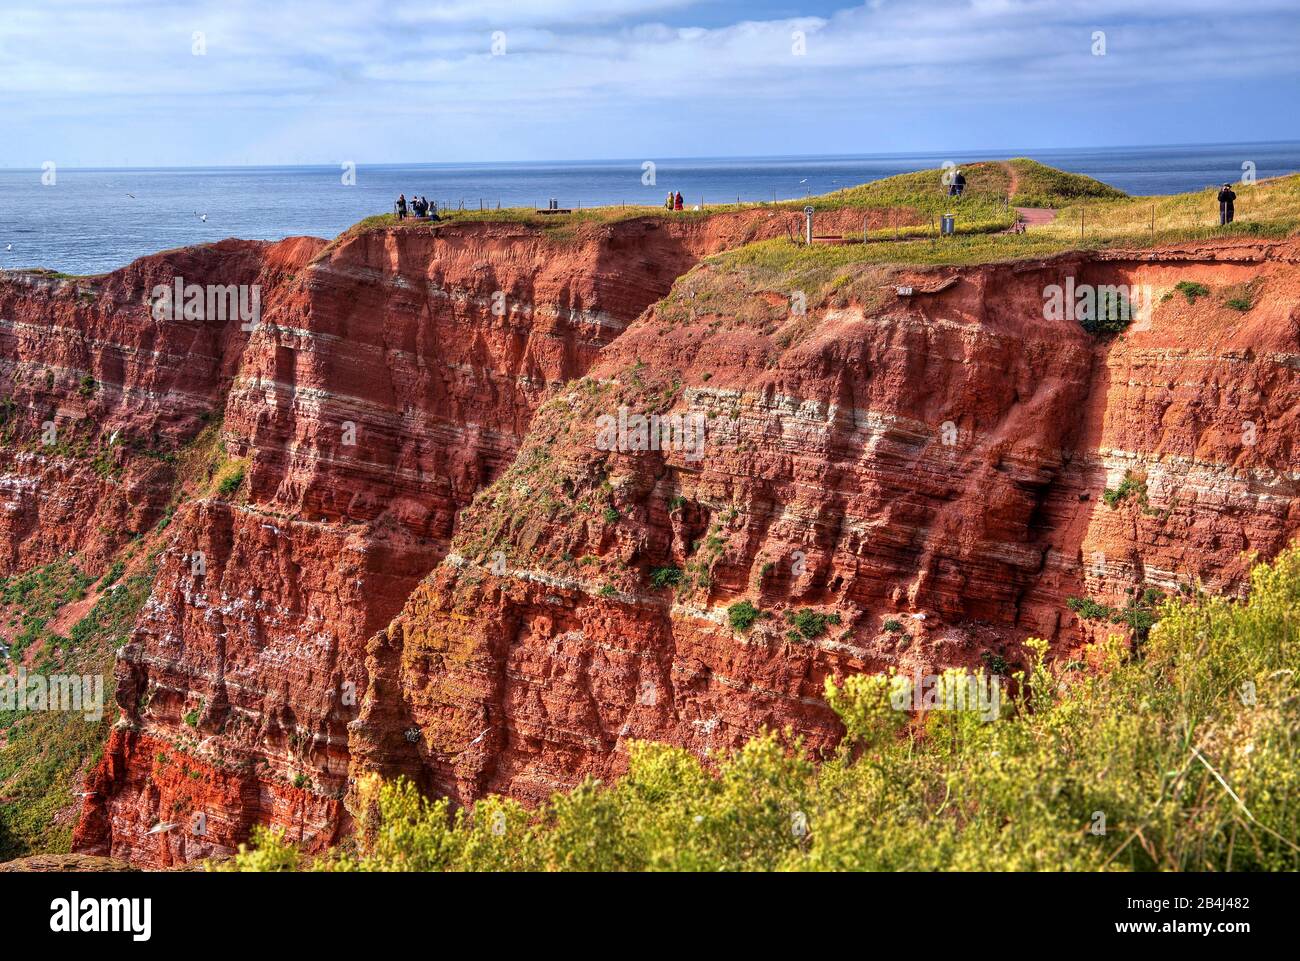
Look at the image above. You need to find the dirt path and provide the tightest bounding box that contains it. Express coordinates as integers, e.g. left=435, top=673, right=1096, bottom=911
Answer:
left=1001, top=161, right=1021, bottom=199
left=1015, top=207, right=1057, bottom=226
left=1000, top=160, right=1058, bottom=230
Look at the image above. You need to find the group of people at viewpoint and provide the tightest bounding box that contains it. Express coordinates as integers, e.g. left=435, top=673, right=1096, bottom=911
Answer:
left=395, top=194, right=436, bottom=219
left=664, top=191, right=684, bottom=210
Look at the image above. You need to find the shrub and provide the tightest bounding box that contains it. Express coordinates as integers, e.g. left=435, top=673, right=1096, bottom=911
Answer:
left=1102, top=470, right=1146, bottom=509
left=1080, top=287, right=1135, bottom=335
left=882, top=618, right=905, bottom=634
left=217, top=467, right=245, bottom=497
left=649, top=566, right=683, bottom=589
left=784, top=608, right=841, bottom=640
left=1225, top=296, right=1252, bottom=312
left=727, top=600, right=763, bottom=632
left=1066, top=596, right=1113, bottom=620
left=1175, top=280, right=1210, bottom=302
left=99, top=560, right=126, bottom=589
left=602, top=506, right=620, bottom=524
left=980, top=651, right=1009, bottom=675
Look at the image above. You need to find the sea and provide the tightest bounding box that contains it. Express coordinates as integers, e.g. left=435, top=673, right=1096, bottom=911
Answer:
left=2, top=141, right=1297, bottom=276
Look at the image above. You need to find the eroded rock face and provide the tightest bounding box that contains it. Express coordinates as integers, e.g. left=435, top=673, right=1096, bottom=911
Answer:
left=0, top=238, right=320, bottom=575
left=2, top=221, right=1290, bottom=866
left=352, top=239, right=1299, bottom=807
left=61, top=213, right=802, bottom=864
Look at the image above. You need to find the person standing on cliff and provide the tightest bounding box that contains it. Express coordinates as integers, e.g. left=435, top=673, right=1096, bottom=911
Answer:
left=674, top=191, right=683, bottom=211
left=665, top=191, right=674, bottom=210
left=1218, top=183, right=1236, bottom=225
left=396, top=194, right=408, bottom=219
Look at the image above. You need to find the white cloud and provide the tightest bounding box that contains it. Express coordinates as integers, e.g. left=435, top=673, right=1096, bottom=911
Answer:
left=1, top=0, right=1295, bottom=164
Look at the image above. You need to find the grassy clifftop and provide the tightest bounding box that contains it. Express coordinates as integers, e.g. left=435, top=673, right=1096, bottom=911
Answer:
left=335, top=159, right=1298, bottom=277
left=340, top=157, right=1122, bottom=237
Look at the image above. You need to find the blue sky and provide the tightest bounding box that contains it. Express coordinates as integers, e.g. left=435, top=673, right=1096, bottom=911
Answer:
left=1, top=0, right=1297, bottom=167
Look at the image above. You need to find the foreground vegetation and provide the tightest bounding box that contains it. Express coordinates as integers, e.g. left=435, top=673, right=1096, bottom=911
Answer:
left=221, top=546, right=1300, bottom=872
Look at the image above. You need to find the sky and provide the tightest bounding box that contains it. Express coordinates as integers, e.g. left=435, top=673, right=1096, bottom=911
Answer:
left=1, top=0, right=1297, bottom=167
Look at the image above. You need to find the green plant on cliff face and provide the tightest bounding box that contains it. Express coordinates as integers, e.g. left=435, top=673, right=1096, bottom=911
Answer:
left=980, top=652, right=1010, bottom=676
left=648, top=566, right=683, bottom=589
left=217, top=464, right=246, bottom=497
left=1067, top=595, right=1115, bottom=621
left=1175, top=280, right=1211, bottom=303
left=784, top=608, right=842, bottom=641
left=727, top=600, right=764, bottom=633
left=222, top=546, right=1300, bottom=873
left=1102, top=471, right=1147, bottom=509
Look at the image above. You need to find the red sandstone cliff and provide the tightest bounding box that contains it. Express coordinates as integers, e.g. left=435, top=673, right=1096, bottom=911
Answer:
left=345, top=237, right=1300, bottom=808
left=1, top=217, right=1293, bottom=866
left=48, top=212, right=799, bottom=864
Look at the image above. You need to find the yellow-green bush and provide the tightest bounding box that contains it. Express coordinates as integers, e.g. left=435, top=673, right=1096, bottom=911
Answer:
left=218, top=547, right=1300, bottom=872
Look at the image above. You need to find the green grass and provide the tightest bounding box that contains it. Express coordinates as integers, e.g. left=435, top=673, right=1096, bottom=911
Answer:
left=0, top=559, right=95, bottom=662
left=220, top=545, right=1300, bottom=872
left=0, top=559, right=156, bottom=859
left=1040, top=173, right=1300, bottom=246
left=1005, top=158, right=1127, bottom=208
left=807, top=160, right=1017, bottom=233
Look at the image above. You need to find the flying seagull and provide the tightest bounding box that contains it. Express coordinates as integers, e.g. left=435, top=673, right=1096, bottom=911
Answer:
left=126, top=193, right=135, bottom=199
left=195, top=211, right=207, bottom=222
left=147, top=821, right=179, bottom=835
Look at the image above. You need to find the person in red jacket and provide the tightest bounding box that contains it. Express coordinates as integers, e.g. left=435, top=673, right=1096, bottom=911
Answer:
left=674, top=191, right=683, bottom=211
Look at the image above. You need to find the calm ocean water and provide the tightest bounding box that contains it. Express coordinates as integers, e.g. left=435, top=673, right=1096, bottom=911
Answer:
left=2, top=142, right=1297, bottom=276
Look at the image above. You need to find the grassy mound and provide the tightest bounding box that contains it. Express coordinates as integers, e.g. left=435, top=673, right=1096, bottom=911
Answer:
left=219, top=545, right=1300, bottom=872
left=807, top=160, right=1016, bottom=233
left=1006, top=158, right=1127, bottom=208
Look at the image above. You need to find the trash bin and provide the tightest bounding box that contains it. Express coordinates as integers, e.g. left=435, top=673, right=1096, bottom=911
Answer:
left=941, top=214, right=955, bottom=236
